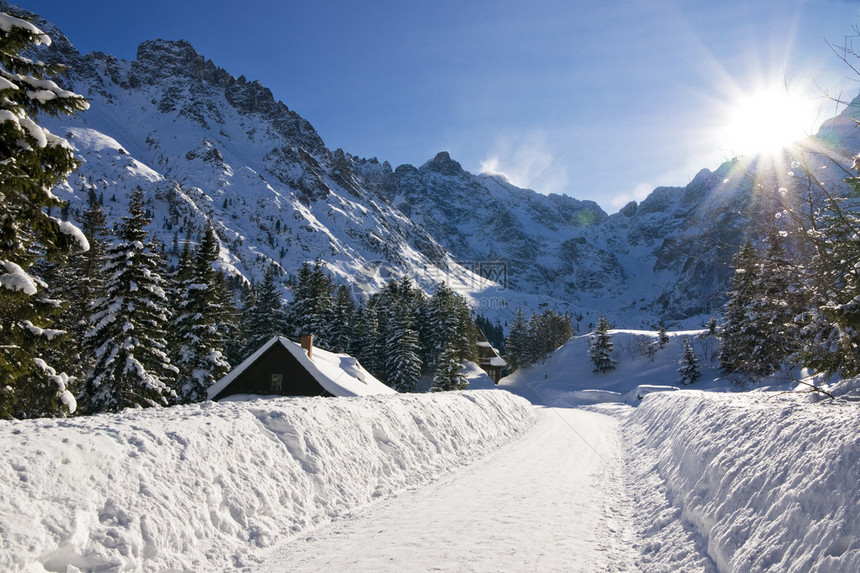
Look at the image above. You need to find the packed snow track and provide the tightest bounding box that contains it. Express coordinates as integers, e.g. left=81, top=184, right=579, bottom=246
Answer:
left=257, top=406, right=634, bottom=572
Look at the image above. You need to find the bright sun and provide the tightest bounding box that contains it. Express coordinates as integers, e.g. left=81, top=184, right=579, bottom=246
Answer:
left=721, top=87, right=819, bottom=156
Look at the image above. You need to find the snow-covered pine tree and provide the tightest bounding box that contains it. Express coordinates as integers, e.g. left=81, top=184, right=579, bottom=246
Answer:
left=45, top=188, right=110, bottom=381
left=240, top=265, right=284, bottom=357
left=421, top=282, right=477, bottom=383
left=287, top=260, right=335, bottom=347
left=755, top=228, right=800, bottom=374
left=328, top=285, right=355, bottom=353
left=719, top=242, right=768, bottom=379
left=798, top=180, right=860, bottom=376
left=430, top=343, right=468, bottom=392
left=373, top=277, right=423, bottom=392
left=589, top=316, right=616, bottom=374
left=529, top=309, right=573, bottom=361
left=170, top=222, right=232, bottom=403
left=81, top=188, right=178, bottom=413
left=504, top=307, right=531, bottom=371
left=0, top=12, right=89, bottom=418
left=382, top=305, right=421, bottom=392
left=678, top=337, right=701, bottom=385
left=452, top=291, right=478, bottom=364
left=351, top=303, right=383, bottom=379
left=421, top=282, right=460, bottom=370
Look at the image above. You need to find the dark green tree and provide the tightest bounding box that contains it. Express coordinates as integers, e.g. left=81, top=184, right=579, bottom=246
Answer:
left=795, top=157, right=860, bottom=377
left=170, top=222, right=232, bottom=403
left=373, top=277, right=423, bottom=391
left=504, top=307, right=531, bottom=371
left=287, top=260, right=335, bottom=347
left=430, top=343, right=469, bottom=392
left=328, top=284, right=355, bottom=353
left=719, top=242, right=768, bottom=379
left=47, top=188, right=110, bottom=381
left=0, top=12, right=89, bottom=418
left=589, top=316, right=616, bottom=374
left=755, top=228, right=801, bottom=374
left=241, top=265, right=284, bottom=356
left=81, top=189, right=177, bottom=413
left=678, top=337, right=701, bottom=385
left=351, top=303, right=382, bottom=379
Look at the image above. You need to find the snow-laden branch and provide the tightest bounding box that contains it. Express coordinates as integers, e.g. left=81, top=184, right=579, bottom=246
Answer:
left=0, top=260, right=37, bottom=295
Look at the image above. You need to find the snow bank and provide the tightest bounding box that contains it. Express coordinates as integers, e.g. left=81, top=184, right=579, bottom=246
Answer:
left=0, top=390, right=534, bottom=572
left=624, top=391, right=859, bottom=572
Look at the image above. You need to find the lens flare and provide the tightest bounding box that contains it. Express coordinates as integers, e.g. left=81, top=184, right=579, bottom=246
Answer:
left=721, top=87, right=820, bottom=157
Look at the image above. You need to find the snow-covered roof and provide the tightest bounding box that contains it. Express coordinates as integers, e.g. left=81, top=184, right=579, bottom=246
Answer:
left=208, top=336, right=396, bottom=399
left=489, top=356, right=507, bottom=367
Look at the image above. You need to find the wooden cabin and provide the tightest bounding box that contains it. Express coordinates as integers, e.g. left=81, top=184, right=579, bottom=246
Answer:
left=476, top=329, right=507, bottom=384
left=208, top=334, right=396, bottom=401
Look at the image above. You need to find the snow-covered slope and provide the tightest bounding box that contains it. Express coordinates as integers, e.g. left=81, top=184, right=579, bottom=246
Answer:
left=0, top=391, right=534, bottom=572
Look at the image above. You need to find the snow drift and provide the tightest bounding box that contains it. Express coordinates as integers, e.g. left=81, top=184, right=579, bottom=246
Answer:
left=0, top=390, right=535, bottom=572
left=624, top=391, right=859, bottom=573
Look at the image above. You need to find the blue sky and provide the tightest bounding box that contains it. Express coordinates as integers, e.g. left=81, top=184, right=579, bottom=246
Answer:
left=22, top=0, right=860, bottom=212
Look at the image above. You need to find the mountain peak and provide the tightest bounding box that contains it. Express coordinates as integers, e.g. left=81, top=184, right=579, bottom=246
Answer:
left=134, top=39, right=226, bottom=85
left=420, top=151, right=465, bottom=177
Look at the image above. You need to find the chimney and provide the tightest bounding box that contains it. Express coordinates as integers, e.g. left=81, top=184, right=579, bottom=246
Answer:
left=300, top=334, right=314, bottom=360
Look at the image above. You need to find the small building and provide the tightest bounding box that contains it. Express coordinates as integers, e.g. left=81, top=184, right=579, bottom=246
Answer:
left=207, top=334, right=397, bottom=401
left=476, top=329, right=507, bottom=384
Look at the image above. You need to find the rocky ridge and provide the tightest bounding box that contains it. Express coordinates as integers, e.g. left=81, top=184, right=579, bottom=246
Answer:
left=7, top=1, right=860, bottom=327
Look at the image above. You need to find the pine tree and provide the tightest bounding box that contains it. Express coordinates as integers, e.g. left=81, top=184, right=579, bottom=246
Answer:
left=656, top=320, right=670, bottom=349
left=351, top=303, right=382, bottom=378
left=328, top=284, right=355, bottom=353
left=589, top=316, right=616, bottom=374
left=170, top=222, right=232, bottom=403
left=430, top=343, right=468, bottom=391
left=0, top=12, right=89, bottom=418
left=504, top=307, right=531, bottom=371
left=383, top=306, right=421, bottom=392
left=530, top=309, right=573, bottom=360
left=241, top=265, right=284, bottom=356
left=719, top=242, right=769, bottom=379
left=755, top=228, right=800, bottom=373
left=48, top=188, right=110, bottom=381
left=678, top=337, right=701, bottom=385
left=452, top=292, right=478, bottom=364
left=287, top=260, right=334, bottom=347
left=796, top=159, right=860, bottom=377
left=81, top=189, right=177, bottom=413
left=422, top=282, right=460, bottom=370
left=374, top=278, right=422, bottom=392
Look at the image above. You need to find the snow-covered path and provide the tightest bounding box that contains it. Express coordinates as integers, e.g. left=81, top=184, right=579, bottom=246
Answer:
left=257, top=406, right=634, bottom=572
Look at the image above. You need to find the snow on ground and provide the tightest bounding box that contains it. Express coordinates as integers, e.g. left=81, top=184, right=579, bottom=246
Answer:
left=625, top=391, right=859, bottom=573
left=258, top=406, right=634, bottom=572
left=499, top=329, right=859, bottom=572
left=2, top=328, right=857, bottom=572
left=0, top=391, right=534, bottom=572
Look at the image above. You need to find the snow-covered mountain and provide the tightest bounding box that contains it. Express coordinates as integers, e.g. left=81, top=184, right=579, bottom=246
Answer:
left=7, top=2, right=860, bottom=327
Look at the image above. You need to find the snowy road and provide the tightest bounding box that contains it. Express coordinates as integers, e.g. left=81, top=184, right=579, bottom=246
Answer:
left=257, top=406, right=634, bottom=572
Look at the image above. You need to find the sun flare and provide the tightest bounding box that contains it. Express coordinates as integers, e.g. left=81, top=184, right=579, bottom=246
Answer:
left=721, top=87, right=819, bottom=157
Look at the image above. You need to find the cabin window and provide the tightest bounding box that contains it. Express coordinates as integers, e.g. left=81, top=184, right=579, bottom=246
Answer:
left=271, top=373, right=283, bottom=393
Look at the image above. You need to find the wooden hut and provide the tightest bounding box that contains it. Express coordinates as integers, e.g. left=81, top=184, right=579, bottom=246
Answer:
left=476, top=329, right=507, bottom=384
left=208, top=334, right=396, bottom=401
